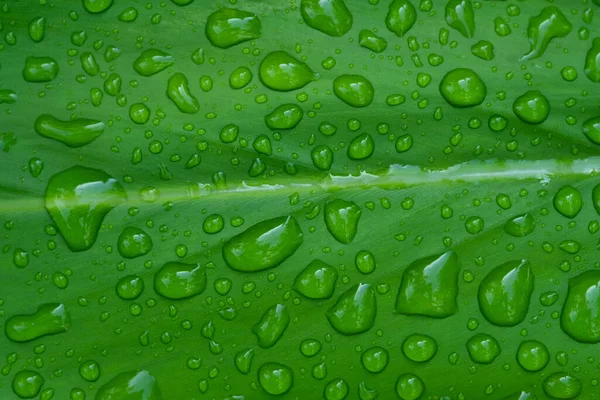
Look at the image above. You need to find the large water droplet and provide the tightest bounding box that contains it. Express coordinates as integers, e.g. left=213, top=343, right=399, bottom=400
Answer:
left=542, top=373, right=582, bottom=399
left=45, top=166, right=127, bottom=252
left=324, top=378, right=349, bottom=400
left=445, top=0, right=475, bottom=38
left=466, top=333, right=500, bottom=364
left=5, top=303, right=70, bottom=342
left=311, top=145, right=334, bottom=170
left=294, top=259, right=338, bottom=299
left=478, top=259, right=534, bottom=326
left=402, top=333, right=438, bottom=362
left=300, top=0, right=353, bottom=37
left=386, top=0, right=417, bottom=37
left=512, top=90, right=550, bottom=125
left=584, top=38, right=600, bottom=82
left=516, top=340, right=549, bottom=372
left=347, top=133, right=374, bottom=159
left=395, top=251, right=460, bottom=318
left=333, top=74, right=374, bottom=108
left=253, top=304, right=290, bottom=348
left=326, top=283, right=376, bottom=335
left=560, top=270, right=600, bottom=343
left=205, top=8, right=261, bottom=49
left=34, top=114, right=104, bottom=147
left=79, top=360, right=101, bottom=382
left=12, top=370, right=44, bottom=399
left=583, top=116, right=600, bottom=145
left=83, top=0, right=114, bottom=14
left=259, top=51, right=317, bottom=91
left=359, top=29, right=387, bottom=53
left=23, top=56, right=58, bottom=82
left=553, top=185, right=582, bottom=219
left=258, top=362, right=293, bottom=395
left=439, top=68, right=486, bottom=107
left=521, top=6, right=572, bottom=61
left=117, top=227, right=153, bottom=258
left=223, top=216, right=303, bottom=272
left=95, top=370, right=162, bottom=400
left=154, top=262, right=207, bottom=300
left=361, top=346, right=388, bottom=373
left=264, top=104, right=304, bottom=130
left=324, top=199, right=362, bottom=244
left=395, top=373, right=424, bottom=400
left=28, top=16, right=46, bottom=42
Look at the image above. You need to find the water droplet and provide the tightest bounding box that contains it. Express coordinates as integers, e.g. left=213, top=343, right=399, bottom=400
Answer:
left=129, top=103, right=150, bottom=124
left=234, top=348, right=254, bottom=374
left=583, top=116, right=600, bottom=145
left=553, top=185, right=582, bottom=219
left=79, top=360, right=100, bottom=382
left=512, top=90, right=550, bottom=125
left=361, top=346, right=389, bottom=373
left=542, top=373, right=582, bottom=399
left=466, top=333, right=500, bottom=364
left=118, top=7, right=138, bottom=22
left=504, top=213, right=535, bottom=237
left=478, top=259, right=534, bottom=326
left=326, top=283, right=376, bottom=335
left=6, top=303, right=70, bottom=342
left=395, top=373, right=424, bottom=400
left=154, top=262, right=207, bottom=300
left=133, top=49, right=174, bottom=77
left=359, top=29, right=387, bottom=52
left=396, top=134, right=413, bottom=153
left=258, top=362, right=293, bottom=395
left=116, top=275, right=145, bottom=300
left=117, top=227, right=153, bottom=259
left=229, top=66, right=253, bottom=90
left=333, top=75, right=374, bottom=108
left=347, top=133, right=375, bottom=160
left=12, top=370, right=44, bottom=399
left=561, top=271, right=600, bottom=343
left=223, top=216, right=303, bottom=272
left=13, top=248, right=29, bottom=268
left=300, top=0, right=353, bottom=37
left=23, top=56, right=59, bottom=82
left=355, top=250, right=376, bottom=274
left=294, top=259, right=338, bottom=299
left=83, top=0, right=114, bottom=13
left=45, top=166, right=126, bottom=252
left=253, top=135, right=272, bottom=155
left=28, top=16, right=45, bottom=42
left=95, top=370, right=161, bottom=400
left=439, top=68, right=486, bottom=107
left=395, top=251, right=460, bottom=318
left=311, top=145, right=334, bottom=170
left=324, top=378, right=349, bottom=400
left=300, top=339, right=322, bottom=357
left=259, top=51, right=316, bottom=91
left=166, top=73, right=199, bottom=114
left=516, top=340, right=549, bottom=372
left=265, top=104, right=304, bottom=130
left=471, top=40, right=494, bottom=60
left=402, top=333, right=438, bottom=362
left=465, top=216, right=484, bottom=234
left=253, top=304, right=290, bottom=348
left=445, top=0, right=475, bottom=38
left=34, top=114, right=104, bottom=147
left=205, top=8, right=261, bottom=49
left=324, top=199, right=362, bottom=244
left=522, top=6, right=571, bottom=60
left=386, top=0, right=417, bottom=37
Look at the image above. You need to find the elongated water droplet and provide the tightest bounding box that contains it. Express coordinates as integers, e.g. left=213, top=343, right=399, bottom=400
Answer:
left=512, top=90, right=550, bottom=124
left=333, top=74, right=374, bottom=108
left=166, top=73, right=199, bottom=114
left=521, top=6, right=572, bottom=61
left=253, top=304, right=290, bottom=348
left=324, top=199, right=362, bottom=244
left=259, top=51, right=317, bottom=91
left=265, top=104, right=304, bottom=130
left=439, top=68, right=486, bottom=107
left=205, top=8, right=261, bottom=49
left=23, top=56, right=59, bottom=82
left=445, top=0, right=475, bottom=38
left=154, top=262, right=207, bottom=300
left=478, top=259, right=534, bottom=327
left=542, top=373, right=581, bottom=400
left=95, top=371, right=162, bottom=400
left=258, top=362, right=293, bottom=395
left=80, top=52, right=100, bottom=76
left=294, top=259, right=338, bottom=299
left=234, top=348, right=254, bottom=374
left=326, top=283, right=376, bottom=335
left=5, top=303, right=70, bottom=342
left=466, top=333, right=500, bottom=364
left=45, top=166, right=126, bottom=252
left=28, top=17, right=46, bottom=42
left=133, top=49, right=174, bottom=77
left=300, top=0, right=353, bottom=37
left=583, top=116, right=600, bottom=145
left=395, top=251, right=460, bottom=318
left=0, top=89, right=17, bottom=104
left=223, top=216, right=303, bottom=272
left=34, top=114, right=104, bottom=147
left=585, top=38, right=600, bottom=82
left=359, top=29, right=387, bottom=53
left=561, top=270, right=600, bottom=343
left=386, top=0, right=417, bottom=37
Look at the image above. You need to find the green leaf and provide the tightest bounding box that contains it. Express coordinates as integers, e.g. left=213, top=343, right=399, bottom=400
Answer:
left=1, top=1, right=600, bottom=399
